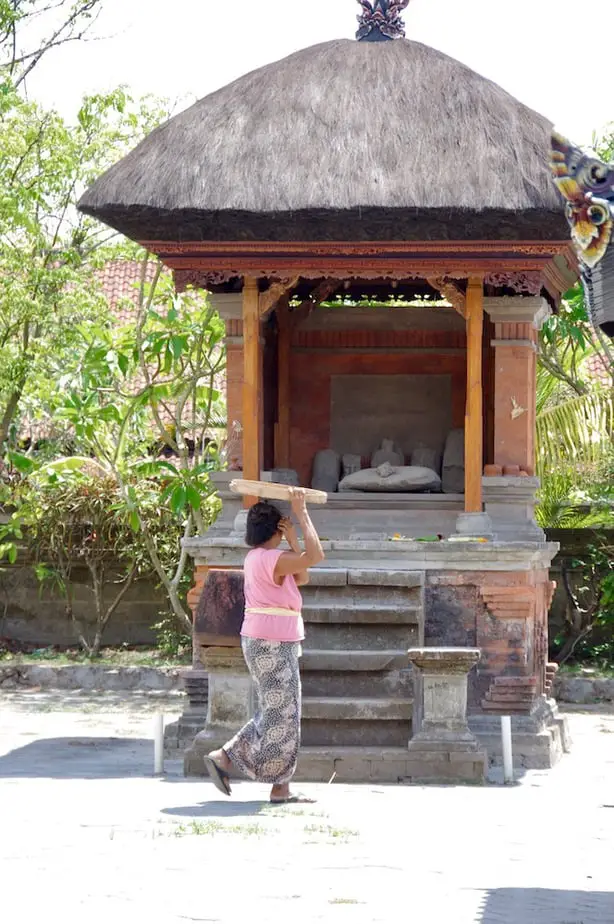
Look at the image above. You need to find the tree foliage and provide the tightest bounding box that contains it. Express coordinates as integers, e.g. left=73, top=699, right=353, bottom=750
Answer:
left=48, top=259, right=226, bottom=633
left=0, top=86, right=165, bottom=449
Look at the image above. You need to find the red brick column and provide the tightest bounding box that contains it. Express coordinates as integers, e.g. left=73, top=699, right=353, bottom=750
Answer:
left=485, top=298, right=550, bottom=475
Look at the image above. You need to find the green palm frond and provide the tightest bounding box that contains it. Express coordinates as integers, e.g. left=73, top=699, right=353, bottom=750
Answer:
left=536, top=389, right=614, bottom=477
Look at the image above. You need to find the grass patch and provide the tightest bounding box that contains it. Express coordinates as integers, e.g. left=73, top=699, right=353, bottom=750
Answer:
left=173, top=820, right=272, bottom=838
left=0, top=646, right=190, bottom=668
left=303, top=823, right=359, bottom=840
left=259, top=804, right=328, bottom=818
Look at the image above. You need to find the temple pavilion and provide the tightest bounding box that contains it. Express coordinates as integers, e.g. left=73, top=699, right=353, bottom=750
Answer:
left=79, top=1, right=576, bottom=780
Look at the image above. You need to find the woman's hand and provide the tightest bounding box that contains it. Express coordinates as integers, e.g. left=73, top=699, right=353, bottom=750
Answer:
left=279, top=517, right=299, bottom=550
left=289, top=486, right=307, bottom=518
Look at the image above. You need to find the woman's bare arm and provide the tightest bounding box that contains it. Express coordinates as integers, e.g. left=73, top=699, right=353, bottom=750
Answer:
left=274, top=489, right=325, bottom=580
left=279, top=517, right=309, bottom=585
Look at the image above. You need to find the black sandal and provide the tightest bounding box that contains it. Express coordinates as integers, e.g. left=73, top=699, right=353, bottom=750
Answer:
left=203, top=757, right=232, bottom=797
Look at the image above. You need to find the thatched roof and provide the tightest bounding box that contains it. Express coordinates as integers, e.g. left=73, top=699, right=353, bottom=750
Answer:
left=79, top=38, right=567, bottom=243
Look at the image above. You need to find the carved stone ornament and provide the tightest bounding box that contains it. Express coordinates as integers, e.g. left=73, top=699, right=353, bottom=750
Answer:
left=356, top=0, right=411, bottom=41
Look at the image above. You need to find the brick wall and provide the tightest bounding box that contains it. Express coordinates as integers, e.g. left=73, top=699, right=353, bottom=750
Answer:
left=289, top=332, right=467, bottom=485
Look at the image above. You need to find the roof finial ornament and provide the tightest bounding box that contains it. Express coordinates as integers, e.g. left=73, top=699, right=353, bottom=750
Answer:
left=356, top=0, right=410, bottom=42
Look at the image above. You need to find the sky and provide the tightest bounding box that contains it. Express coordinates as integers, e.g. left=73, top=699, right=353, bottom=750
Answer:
left=25, top=0, right=614, bottom=147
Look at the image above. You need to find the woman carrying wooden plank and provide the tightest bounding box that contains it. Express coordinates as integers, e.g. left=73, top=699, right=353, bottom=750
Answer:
left=204, top=487, right=325, bottom=803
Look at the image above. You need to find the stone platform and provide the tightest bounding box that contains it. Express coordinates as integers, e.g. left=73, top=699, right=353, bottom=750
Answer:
left=178, top=534, right=567, bottom=780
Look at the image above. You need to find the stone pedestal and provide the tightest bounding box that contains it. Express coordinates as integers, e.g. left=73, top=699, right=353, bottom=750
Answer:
left=455, top=511, right=494, bottom=539
left=163, top=669, right=209, bottom=758
left=184, top=647, right=253, bottom=777
left=470, top=696, right=571, bottom=770
left=407, top=648, right=487, bottom=783
left=482, top=476, right=544, bottom=542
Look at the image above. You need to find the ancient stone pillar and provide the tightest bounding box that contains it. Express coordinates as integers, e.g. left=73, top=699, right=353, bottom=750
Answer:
left=407, top=647, right=487, bottom=783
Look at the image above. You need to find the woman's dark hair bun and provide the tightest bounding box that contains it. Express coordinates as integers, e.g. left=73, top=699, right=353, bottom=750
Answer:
left=245, top=501, right=282, bottom=547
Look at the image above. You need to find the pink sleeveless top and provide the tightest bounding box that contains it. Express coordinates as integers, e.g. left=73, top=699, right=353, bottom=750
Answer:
left=241, top=547, right=304, bottom=642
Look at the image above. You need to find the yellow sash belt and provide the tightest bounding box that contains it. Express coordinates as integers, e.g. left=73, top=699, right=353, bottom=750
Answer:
left=244, top=607, right=301, bottom=618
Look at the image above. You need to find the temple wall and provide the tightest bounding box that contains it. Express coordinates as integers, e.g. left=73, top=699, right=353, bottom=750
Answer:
left=289, top=340, right=467, bottom=485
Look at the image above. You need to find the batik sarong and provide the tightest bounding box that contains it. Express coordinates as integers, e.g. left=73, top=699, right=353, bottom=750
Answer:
left=224, top=637, right=302, bottom=785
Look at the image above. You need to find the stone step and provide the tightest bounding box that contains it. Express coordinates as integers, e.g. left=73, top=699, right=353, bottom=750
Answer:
left=305, top=621, right=421, bottom=650
left=307, top=569, right=424, bottom=589
left=302, top=603, right=422, bottom=625
left=300, top=649, right=409, bottom=671
left=301, top=719, right=410, bottom=748
left=301, top=668, right=412, bottom=699
left=296, top=746, right=413, bottom=783
left=301, top=696, right=412, bottom=747
left=302, top=696, right=412, bottom=721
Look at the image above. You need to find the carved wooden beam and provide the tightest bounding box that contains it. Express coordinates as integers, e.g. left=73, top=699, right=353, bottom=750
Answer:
left=258, top=276, right=300, bottom=319
left=290, top=279, right=339, bottom=327
left=427, top=277, right=466, bottom=319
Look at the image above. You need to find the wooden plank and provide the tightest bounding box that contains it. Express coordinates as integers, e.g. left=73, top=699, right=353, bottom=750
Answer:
left=230, top=480, right=327, bottom=504
left=276, top=295, right=291, bottom=468
left=465, top=276, right=484, bottom=513
left=242, top=277, right=261, bottom=507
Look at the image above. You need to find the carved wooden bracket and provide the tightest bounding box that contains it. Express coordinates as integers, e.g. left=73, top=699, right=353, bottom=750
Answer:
left=258, top=276, right=300, bottom=318
left=427, top=276, right=466, bottom=318
left=290, top=279, right=339, bottom=326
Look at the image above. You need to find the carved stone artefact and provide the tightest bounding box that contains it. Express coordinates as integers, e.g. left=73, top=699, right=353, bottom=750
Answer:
left=311, top=449, right=341, bottom=493
left=441, top=428, right=465, bottom=494
left=339, top=462, right=441, bottom=493
left=371, top=438, right=404, bottom=468
left=342, top=453, right=362, bottom=478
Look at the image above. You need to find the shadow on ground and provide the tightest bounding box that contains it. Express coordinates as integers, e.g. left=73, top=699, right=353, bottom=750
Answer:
left=0, top=736, right=154, bottom=779
left=161, top=800, right=269, bottom=819
left=478, top=888, right=614, bottom=923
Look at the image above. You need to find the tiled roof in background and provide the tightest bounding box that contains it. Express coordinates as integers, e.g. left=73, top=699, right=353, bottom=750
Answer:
left=97, top=259, right=159, bottom=323
left=585, top=352, right=613, bottom=389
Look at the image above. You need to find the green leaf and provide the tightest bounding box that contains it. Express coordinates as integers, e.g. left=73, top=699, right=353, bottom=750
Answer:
left=170, top=335, right=187, bottom=359
left=186, top=484, right=201, bottom=511
left=8, top=451, right=35, bottom=474
left=170, top=484, right=187, bottom=515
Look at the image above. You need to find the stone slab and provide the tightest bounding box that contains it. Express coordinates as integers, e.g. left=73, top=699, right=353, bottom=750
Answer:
left=306, top=568, right=348, bottom=587
left=302, top=696, right=412, bottom=722
left=300, top=649, right=408, bottom=672
left=348, top=569, right=424, bottom=587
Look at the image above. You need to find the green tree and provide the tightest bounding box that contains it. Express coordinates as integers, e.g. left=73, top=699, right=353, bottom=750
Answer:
left=53, top=259, right=226, bottom=632
left=0, top=87, right=164, bottom=449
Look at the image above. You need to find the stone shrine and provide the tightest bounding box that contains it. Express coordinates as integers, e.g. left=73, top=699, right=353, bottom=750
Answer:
left=79, top=1, right=575, bottom=779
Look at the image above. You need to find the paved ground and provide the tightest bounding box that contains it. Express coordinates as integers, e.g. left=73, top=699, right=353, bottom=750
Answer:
left=0, top=694, right=613, bottom=924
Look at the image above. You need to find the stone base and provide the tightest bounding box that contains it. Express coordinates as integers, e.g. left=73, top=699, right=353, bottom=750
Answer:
left=185, top=726, right=237, bottom=777
left=470, top=698, right=572, bottom=770
left=405, top=738, right=487, bottom=784
left=455, top=511, right=494, bottom=539
left=483, top=476, right=545, bottom=542
left=182, top=647, right=253, bottom=777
